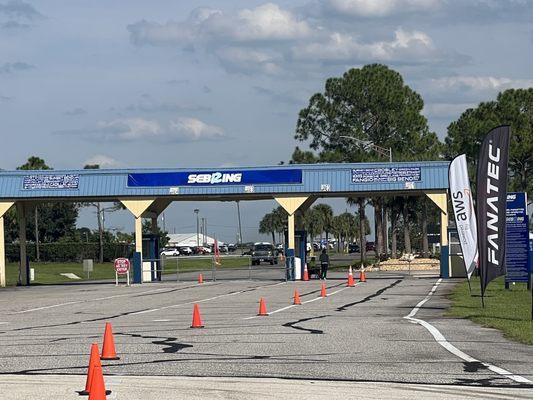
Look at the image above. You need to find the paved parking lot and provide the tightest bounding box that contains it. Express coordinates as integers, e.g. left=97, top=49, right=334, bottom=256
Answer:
left=0, top=271, right=532, bottom=398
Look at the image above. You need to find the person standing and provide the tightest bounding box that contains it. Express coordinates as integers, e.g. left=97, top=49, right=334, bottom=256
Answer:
left=319, top=249, right=329, bottom=280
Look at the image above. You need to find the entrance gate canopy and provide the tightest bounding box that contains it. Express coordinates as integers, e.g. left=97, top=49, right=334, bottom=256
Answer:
left=0, top=161, right=451, bottom=287
left=0, top=161, right=448, bottom=201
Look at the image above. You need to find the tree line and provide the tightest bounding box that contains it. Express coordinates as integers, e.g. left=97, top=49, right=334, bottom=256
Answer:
left=260, top=63, right=532, bottom=262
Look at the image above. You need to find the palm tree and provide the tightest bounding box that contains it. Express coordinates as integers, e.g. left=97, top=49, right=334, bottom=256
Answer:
left=259, top=212, right=276, bottom=244
left=313, top=204, right=333, bottom=245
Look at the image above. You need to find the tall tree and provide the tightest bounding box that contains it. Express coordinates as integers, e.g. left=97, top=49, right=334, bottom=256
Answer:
left=445, top=88, right=533, bottom=198
left=312, top=204, right=333, bottom=244
left=259, top=212, right=276, bottom=244
left=293, top=64, right=442, bottom=263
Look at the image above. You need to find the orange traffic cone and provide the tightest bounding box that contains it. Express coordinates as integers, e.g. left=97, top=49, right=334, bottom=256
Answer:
left=293, top=289, right=302, bottom=305
left=100, top=322, right=120, bottom=360
left=347, top=266, right=355, bottom=287
left=79, top=343, right=100, bottom=395
left=198, top=273, right=204, bottom=284
left=320, top=283, right=327, bottom=297
left=88, top=365, right=107, bottom=400
left=303, top=263, right=309, bottom=281
left=190, top=303, right=204, bottom=328
left=360, top=270, right=366, bottom=282
left=258, top=297, right=268, bottom=316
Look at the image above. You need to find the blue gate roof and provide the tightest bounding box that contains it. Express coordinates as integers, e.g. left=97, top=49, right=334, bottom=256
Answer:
left=0, top=161, right=449, bottom=201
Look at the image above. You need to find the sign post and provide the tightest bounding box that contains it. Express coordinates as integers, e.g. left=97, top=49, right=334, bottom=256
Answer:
left=114, top=258, right=131, bottom=286
left=505, top=192, right=529, bottom=288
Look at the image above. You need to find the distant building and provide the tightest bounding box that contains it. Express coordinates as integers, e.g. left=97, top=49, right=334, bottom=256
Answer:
left=167, top=233, right=223, bottom=247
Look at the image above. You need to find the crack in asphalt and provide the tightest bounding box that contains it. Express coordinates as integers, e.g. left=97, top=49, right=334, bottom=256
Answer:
left=116, top=332, right=193, bottom=354
left=335, top=279, right=402, bottom=312
left=282, top=315, right=329, bottom=334
left=5, top=309, right=152, bottom=333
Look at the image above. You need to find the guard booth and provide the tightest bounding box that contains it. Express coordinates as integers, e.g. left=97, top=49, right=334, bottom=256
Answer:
left=448, top=228, right=466, bottom=278
left=142, top=233, right=160, bottom=282
left=284, top=230, right=307, bottom=280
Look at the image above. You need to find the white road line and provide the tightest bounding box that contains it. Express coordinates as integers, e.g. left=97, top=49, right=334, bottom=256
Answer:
left=11, top=287, right=177, bottom=314
left=244, top=283, right=357, bottom=320
left=404, top=278, right=532, bottom=384
left=131, top=281, right=287, bottom=316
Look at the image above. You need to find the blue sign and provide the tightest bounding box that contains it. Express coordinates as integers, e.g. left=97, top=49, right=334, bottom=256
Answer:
left=128, top=169, right=303, bottom=187
left=351, top=167, right=421, bottom=184
left=505, top=192, right=529, bottom=283
left=23, top=174, right=79, bottom=190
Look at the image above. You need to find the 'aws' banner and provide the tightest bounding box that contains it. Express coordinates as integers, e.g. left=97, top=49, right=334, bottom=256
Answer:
left=476, top=125, right=511, bottom=296
left=449, top=154, right=478, bottom=280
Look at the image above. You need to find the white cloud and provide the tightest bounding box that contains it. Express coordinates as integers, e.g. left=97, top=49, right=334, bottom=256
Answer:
left=428, top=76, right=533, bottom=92
left=326, top=0, right=442, bottom=18
left=84, top=154, right=122, bottom=168
left=169, top=117, right=224, bottom=141
left=127, top=4, right=467, bottom=75
left=215, top=47, right=281, bottom=75
left=292, top=28, right=437, bottom=64
left=128, top=3, right=310, bottom=46
left=99, top=118, right=161, bottom=140
left=56, top=117, right=225, bottom=143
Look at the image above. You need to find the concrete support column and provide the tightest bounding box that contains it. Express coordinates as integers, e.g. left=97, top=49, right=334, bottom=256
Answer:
left=0, top=216, right=5, bottom=287
left=120, top=199, right=156, bottom=262
left=135, top=216, right=143, bottom=254
left=440, top=210, right=449, bottom=279
left=287, top=213, right=295, bottom=249
left=17, top=202, right=28, bottom=286
left=151, top=216, right=158, bottom=234
left=0, top=202, right=14, bottom=288
left=426, top=192, right=449, bottom=279
left=274, top=196, right=315, bottom=251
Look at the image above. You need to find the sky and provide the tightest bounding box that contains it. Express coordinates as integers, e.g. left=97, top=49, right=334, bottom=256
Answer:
left=1, top=0, right=532, bottom=242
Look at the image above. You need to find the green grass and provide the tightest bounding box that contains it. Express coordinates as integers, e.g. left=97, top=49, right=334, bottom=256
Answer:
left=447, top=276, right=533, bottom=345
left=4, top=256, right=252, bottom=286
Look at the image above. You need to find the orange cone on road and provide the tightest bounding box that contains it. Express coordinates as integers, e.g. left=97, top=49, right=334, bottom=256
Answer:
left=88, top=365, right=107, bottom=400
left=347, top=266, right=355, bottom=287
left=190, top=303, right=204, bottom=328
left=320, top=283, right=327, bottom=297
left=360, top=270, right=366, bottom=282
left=258, top=297, right=268, bottom=316
left=198, top=273, right=204, bottom=284
left=303, top=263, right=309, bottom=281
left=100, top=322, right=120, bottom=360
left=79, top=343, right=100, bottom=396
left=293, top=289, right=302, bottom=305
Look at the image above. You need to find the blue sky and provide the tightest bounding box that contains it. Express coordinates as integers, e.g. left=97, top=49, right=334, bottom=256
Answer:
left=1, top=0, right=532, bottom=242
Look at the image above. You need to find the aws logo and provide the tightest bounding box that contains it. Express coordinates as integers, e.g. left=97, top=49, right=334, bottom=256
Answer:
left=187, top=172, right=242, bottom=184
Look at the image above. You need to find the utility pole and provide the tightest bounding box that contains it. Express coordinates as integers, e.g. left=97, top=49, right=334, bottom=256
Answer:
left=194, top=209, right=199, bottom=247
left=236, top=201, right=243, bottom=248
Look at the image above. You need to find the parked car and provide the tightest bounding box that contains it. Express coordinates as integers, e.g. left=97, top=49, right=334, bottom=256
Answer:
left=192, top=246, right=211, bottom=255
left=160, top=247, right=180, bottom=257
left=366, top=241, right=376, bottom=252
left=348, top=243, right=360, bottom=253
left=251, top=242, right=278, bottom=265
left=178, top=246, right=193, bottom=256
left=218, top=244, right=229, bottom=253
left=227, top=243, right=237, bottom=252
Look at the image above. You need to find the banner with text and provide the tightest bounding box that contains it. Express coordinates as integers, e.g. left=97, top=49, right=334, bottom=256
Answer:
left=505, top=192, right=529, bottom=283
left=449, top=154, right=478, bottom=279
left=476, top=125, right=511, bottom=296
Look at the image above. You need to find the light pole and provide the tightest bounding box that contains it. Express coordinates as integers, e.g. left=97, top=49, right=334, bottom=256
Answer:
left=236, top=201, right=243, bottom=249
left=194, top=209, right=199, bottom=247
left=339, top=135, right=392, bottom=162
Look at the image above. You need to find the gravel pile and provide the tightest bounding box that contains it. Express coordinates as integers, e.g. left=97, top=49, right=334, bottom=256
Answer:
left=369, top=258, right=439, bottom=271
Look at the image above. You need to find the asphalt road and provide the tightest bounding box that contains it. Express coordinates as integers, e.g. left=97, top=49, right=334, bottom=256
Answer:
left=0, top=271, right=531, bottom=398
